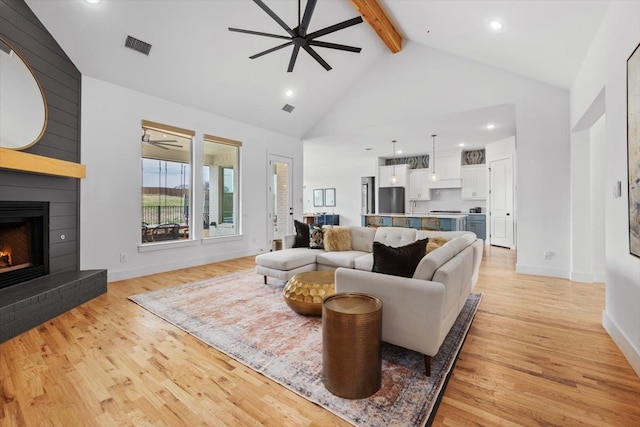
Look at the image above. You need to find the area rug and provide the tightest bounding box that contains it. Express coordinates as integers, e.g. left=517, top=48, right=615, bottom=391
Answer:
left=129, top=270, right=481, bottom=427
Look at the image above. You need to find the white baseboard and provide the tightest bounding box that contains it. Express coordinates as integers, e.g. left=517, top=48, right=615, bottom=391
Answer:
left=515, top=263, right=570, bottom=279
left=107, top=248, right=263, bottom=282
left=569, top=270, right=606, bottom=283
left=602, top=310, right=640, bottom=377
left=570, top=271, right=594, bottom=283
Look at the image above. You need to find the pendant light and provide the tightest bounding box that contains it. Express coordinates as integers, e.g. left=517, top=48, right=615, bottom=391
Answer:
left=389, top=140, right=398, bottom=185
left=430, top=134, right=439, bottom=182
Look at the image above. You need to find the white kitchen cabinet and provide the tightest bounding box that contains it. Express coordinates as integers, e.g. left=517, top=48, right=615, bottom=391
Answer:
left=379, top=164, right=409, bottom=188
left=461, top=165, right=486, bottom=200
left=409, top=169, right=431, bottom=200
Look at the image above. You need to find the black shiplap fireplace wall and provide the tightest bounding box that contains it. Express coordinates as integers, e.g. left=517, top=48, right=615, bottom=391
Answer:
left=0, top=1, right=107, bottom=344
left=0, top=0, right=81, bottom=274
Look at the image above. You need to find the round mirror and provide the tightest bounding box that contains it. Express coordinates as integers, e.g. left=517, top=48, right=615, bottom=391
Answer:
left=0, top=38, right=48, bottom=150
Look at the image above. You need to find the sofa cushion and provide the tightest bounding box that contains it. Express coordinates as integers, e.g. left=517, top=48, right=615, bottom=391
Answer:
left=323, top=226, right=352, bottom=251
left=443, top=236, right=468, bottom=255
left=374, top=226, right=417, bottom=248
left=350, top=226, right=377, bottom=252
left=293, top=219, right=310, bottom=248
left=309, top=224, right=324, bottom=249
left=255, top=248, right=318, bottom=271
left=316, top=250, right=368, bottom=269
left=412, top=245, right=455, bottom=281
left=353, top=253, right=373, bottom=271
left=372, top=238, right=428, bottom=278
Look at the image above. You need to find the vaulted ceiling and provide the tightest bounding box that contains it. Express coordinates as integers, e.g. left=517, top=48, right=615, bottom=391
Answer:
left=25, top=0, right=610, bottom=153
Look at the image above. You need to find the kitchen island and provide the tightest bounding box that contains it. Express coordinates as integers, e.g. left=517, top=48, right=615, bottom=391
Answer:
left=362, top=213, right=468, bottom=231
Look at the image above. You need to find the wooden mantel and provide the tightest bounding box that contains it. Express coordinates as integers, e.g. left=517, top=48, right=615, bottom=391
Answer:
left=0, top=147, right=86, bottom=179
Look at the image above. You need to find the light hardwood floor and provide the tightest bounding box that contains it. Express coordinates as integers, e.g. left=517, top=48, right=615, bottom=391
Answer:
left=1, top=247, right=639, bottom=426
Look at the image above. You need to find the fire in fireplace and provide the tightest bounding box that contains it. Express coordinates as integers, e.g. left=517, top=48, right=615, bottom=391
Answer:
left=0, top=201, right=49, bottom=289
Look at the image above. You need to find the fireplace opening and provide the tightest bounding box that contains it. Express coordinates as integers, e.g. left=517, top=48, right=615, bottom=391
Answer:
left=0, top=201, right=49, bottom=290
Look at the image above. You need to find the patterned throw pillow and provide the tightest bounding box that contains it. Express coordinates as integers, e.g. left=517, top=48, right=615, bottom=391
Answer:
left=309, top=224, right=324, bottom=249
left=372, top=238, right=428, bottom=278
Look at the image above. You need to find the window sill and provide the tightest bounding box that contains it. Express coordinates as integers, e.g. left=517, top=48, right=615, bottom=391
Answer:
left=201, top=234, right=243, bottom=245
left=138, top=238, right=199, bottom=252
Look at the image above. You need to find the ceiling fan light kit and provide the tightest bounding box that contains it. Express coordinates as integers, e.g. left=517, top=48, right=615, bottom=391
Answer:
left=229, top=0, right=363, bottom=72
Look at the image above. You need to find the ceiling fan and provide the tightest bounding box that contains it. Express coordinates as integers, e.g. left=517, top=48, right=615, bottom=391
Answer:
left=141, top=131, right=181, bottom=150
left=229, top=0, right=364, bottom=72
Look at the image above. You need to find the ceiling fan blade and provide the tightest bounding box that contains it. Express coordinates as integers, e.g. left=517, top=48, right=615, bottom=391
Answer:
left=149, top=143, right=170, bottom=150
left=287, top=45, right=301, bottom=72
left=307, top=16, right=363, bottom=40
left=228, top=27, right=291, bottom=40
left=301, top=45, right=331, bottom=71
left=249, top=41, right=293, bottom=59
left=253, top=0, right=295, bottom=37
left=298, top=0, right=317, bottom=37
left=308, top=40, right=362, bottom=53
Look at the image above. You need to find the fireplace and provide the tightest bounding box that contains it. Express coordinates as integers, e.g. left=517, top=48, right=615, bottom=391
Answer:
left=0, top=201, right=49, bottom=289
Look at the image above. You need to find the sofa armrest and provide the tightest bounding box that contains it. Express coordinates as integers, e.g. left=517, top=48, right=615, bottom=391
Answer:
left=335, top=267, right=446, bottom=356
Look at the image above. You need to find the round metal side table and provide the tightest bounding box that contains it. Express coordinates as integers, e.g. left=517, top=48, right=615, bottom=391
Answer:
left=322, top=292, right=382, bottom=399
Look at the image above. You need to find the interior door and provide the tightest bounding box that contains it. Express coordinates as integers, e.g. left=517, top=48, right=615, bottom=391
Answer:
left=267, top=154, right=293, bottom=247
left=489, top=156, right=515, bottom=248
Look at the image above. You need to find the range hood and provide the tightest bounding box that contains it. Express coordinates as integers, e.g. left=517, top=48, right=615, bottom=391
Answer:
left=429, top=178, right=462, bottom=189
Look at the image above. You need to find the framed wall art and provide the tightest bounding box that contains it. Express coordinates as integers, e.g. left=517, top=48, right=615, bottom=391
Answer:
left=324, top=188, right=336, bottom=207
left=628, top=42, right=640, bottom=258
left=313, top=189, right=324, bottom=207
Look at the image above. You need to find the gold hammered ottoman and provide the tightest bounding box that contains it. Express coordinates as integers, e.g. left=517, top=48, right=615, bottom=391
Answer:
left=283, top=271, right=335, bottom=316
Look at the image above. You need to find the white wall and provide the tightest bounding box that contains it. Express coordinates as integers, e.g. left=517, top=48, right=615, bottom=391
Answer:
left=302, top=147, right=379, bottom=226
left=80, top=76, right=303, bottom=281
left=306, top=42, right=570, bottom=277
left=571, top=0, right=640, bottom=376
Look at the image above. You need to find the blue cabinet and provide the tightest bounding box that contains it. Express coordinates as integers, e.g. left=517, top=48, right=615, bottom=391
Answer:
left=315, top=214, right=339, bottom=226
left=306, top=214, right=339, bottom=226
left=466, top=214, right=486, bottom=240
left=438, top=218, right=455, bottom=231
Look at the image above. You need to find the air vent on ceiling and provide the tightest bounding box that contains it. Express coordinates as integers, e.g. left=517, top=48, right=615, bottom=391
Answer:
left=282, top=104, right=295, bottom=113
left=124, top=35, right=152, bottom=56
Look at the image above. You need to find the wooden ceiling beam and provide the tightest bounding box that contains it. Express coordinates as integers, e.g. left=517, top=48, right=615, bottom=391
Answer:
left=350, top=0, right=402, bottom=53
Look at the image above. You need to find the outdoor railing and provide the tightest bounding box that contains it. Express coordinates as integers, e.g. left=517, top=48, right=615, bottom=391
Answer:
left=142, top=206, right=188, bottom=225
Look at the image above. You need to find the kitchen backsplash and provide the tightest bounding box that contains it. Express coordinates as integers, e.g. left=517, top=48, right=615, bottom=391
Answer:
left=411, top=188, right=486, bottom=213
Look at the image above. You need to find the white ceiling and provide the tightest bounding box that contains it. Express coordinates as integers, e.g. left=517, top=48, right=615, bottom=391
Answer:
left=24, top=0, right=610, bottom=153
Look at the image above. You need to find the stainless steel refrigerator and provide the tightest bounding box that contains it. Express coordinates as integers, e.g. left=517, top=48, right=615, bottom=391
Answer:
left=378, top=187, right=405, bottom=214
left=361, top=176, right=375, bottom=214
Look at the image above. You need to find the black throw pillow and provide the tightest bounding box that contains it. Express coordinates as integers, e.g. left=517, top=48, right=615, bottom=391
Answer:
left=293, top=219, right=310, bottom=248
left=372, top=238, right=428, bottom=278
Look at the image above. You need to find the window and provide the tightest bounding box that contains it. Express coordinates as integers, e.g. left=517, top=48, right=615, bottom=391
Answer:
left=141, top=120, right=194, bottom=244
left=203, top=134, right=241, bottom=237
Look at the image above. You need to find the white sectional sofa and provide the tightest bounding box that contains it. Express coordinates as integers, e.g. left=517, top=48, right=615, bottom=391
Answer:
left=254, top=226, right=483, bottom=375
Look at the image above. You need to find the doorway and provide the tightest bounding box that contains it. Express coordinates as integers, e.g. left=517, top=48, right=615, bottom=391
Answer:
left=489, top=156, right=515, bottom=249
left=267, top=154, right=293, bottom=248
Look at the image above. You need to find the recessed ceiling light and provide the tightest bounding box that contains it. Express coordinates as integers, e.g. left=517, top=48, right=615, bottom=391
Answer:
left=85, top=0, right=100, bottom=3
left=486, top=123, right=496, bottom=130
left=489, top=20, right=503, bottom=31
left=398, top=150, right=403, bottom=154
left=285, top=89, right=294, bottom=98
left=459, top=143, right=466, bottom=147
